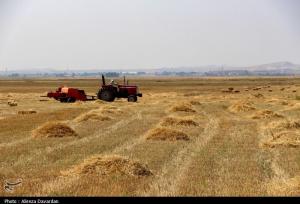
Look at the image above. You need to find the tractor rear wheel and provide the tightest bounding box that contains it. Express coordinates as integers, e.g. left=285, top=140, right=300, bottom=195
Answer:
left=99, top=90, right=115, bottom=102
left=59, top=98, right=67, bottom=103
left=128, top=95, right=137, bottom=102
left=67, top=97, right=76, bottom=103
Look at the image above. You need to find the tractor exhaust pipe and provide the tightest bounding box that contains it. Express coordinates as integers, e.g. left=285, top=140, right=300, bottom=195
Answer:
left=102, top=74, right=106, bottom=85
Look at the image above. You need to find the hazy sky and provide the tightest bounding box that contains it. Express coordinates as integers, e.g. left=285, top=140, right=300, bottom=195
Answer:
left=0, top=0, right=299, bottom=70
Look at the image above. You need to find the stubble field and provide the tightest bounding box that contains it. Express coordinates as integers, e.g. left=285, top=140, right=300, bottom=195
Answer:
left=1, top=77, right=300, bottom=196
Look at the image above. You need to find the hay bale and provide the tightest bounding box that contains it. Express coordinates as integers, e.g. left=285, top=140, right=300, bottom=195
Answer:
left=228, top=87, right=234, bottom=91
left=18, top=110, right=37, bottom=115
left=170, top=103, right=196, bottom=113
left=160, top=117, right=198, bottom=127
left=228, top=101, right=256, bottom=113
left=146, top=128, right=189, bottom=141
left=234, top=90, right=240, bottom=93
left=251, top=110, right=283, bottom=119
left=61, top=155, right=152, bottom=177
left=32, top=122, right=78, bottom=138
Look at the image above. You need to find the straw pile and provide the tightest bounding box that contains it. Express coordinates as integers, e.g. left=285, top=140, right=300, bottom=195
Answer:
left=160, top=117, right=198, bottom=127
left=189, top=100, right=201, bottom=106
left=251, top=110, right=283, bottom=119
left=74, top=109, right=112, bottom=123
left=262, top=119, right=300, bottom=148
left=253, top=93, right=264, bottom=98
left=146, top=128, right=189, bottom=141
left=228, top=101, right=256, bottom=113
left=170, top=103, right=196, bottom=113
left=268, top=120, right=300, bottom=131
left=32, top=122, right=78, bottom=138
left=262, top=131, right=300, bottom=148
left=61, top=155, right=152, bottom=177
left=281, top=101, right=289, bottom=105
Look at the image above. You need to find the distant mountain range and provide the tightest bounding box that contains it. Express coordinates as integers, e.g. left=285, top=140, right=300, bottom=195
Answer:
left=243, top=61, right=300, bottom=71
left=152, top=61, right=300, bottom=73
left=1, top=61, right=300, bottom=76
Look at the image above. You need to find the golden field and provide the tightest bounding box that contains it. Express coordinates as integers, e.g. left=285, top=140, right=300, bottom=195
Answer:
left=1, top=77, right=300, bottom=196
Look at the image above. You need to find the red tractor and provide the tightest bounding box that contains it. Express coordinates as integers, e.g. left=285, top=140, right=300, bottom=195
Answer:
left=44, top=87, right=96, bottom=102
left=97, top=75, right=142, bottom=102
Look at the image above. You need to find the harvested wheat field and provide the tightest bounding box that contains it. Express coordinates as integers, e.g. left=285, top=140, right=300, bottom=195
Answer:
left=1, top=77, right=300, bottom=196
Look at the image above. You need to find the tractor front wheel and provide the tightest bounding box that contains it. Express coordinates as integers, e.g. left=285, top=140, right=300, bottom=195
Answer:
left=128, top=95, right=137, bottom=102
left=99, top=90, right=115, bottom=102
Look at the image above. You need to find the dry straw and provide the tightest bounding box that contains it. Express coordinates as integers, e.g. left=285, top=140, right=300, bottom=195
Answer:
left=262, top=119, right=300, bottom=148
left=262, top=131, right=300, bottom=148
left=61, top=155, right=152, bottom=177
left=170, top=103, right=196, bottom=113
left=160, top=117, right=198, bottom=127
left=74, top=110, right=112, bottom=123
left=189, top=100, right=201, bottom=106
left=146, top=127, right=189, bottom=141
left=32, top=122, right=78, bottom=138
left=228, top=101, right=256, bottom=113
left=251, top=110, right=283, bottom=119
